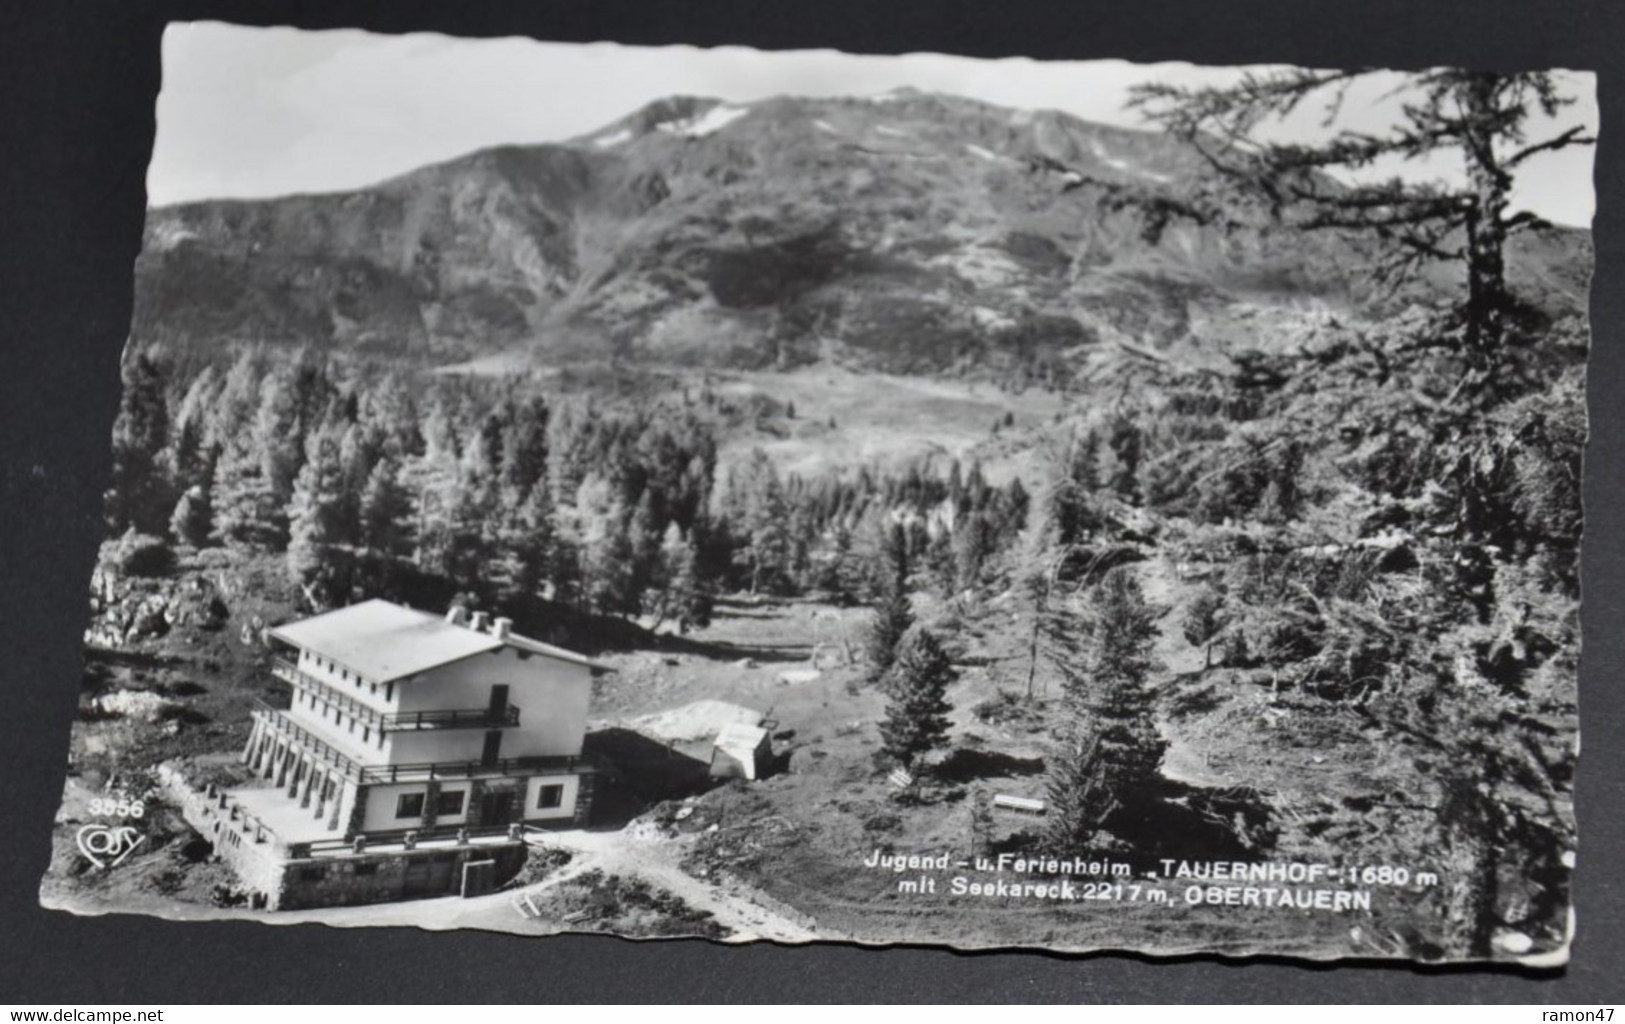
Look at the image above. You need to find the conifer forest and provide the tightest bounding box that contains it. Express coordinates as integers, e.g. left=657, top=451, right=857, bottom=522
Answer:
left=48, top=55, right=1594, bottom=964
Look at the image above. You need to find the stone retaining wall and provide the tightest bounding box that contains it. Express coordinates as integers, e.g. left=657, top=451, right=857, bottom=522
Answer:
left=159, top=762, right=527, bottom=910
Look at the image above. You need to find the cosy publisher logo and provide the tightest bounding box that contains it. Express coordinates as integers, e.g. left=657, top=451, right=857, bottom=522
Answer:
left=75, top=823, right=145, bottom=870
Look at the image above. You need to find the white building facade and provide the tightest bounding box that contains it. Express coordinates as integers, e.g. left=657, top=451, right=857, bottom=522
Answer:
left=241, top=600, right=602, bottom=846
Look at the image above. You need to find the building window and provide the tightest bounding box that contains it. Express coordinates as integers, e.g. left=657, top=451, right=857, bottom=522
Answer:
left=436, top=790, right=466, bottom=817
left=362, top=726, right=370, bottom=743
left=298, top=866, right=326, bottom=882
left=369, top=683, right=377, bottom=695
left=536, top=784, right=565, bottom=810
left=385, top=682, right=394, bottom=702
left=353, top=863, right=378, bottom=877
left=395, top=793, right=426, bottom=819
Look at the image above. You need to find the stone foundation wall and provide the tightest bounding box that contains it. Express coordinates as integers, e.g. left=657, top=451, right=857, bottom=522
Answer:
left=277, top=843, right=527, bottom=910
left=572, top=772, right=596, bottom=827
left=160, top=762, right=528, bottom=911
left=159, top=764, right=287, bottom=906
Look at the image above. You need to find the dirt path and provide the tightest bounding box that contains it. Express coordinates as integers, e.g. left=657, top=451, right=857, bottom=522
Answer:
left=262, top=824, right=823, bottom=943
left=531, top=827, right=822, bottom=944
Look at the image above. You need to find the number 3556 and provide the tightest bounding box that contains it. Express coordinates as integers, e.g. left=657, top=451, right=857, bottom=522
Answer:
left=88, top=797, right=145, bottom=819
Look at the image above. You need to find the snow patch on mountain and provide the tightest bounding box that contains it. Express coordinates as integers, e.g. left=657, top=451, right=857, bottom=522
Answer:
left=1088, top=137, right=1172, bottom=182
left=657, top=104, right=750, bottom=138
left=148, top=223, right=200, bottom=252
left=593, top=128, right=633, bottom=148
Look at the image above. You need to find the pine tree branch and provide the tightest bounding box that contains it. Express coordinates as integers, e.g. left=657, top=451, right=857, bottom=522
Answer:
left=1500, top=209, right=1552, bottom=236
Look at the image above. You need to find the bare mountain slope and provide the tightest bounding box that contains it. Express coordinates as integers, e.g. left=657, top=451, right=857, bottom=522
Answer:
left=132, top=90, right=1590, bottom=373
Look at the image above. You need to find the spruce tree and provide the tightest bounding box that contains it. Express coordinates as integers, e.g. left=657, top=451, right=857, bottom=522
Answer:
left=864, top=523, right=915, bottom=683
left=1044, top=731, right=1113, bottom=851
left=653, top=522, right=714, bottom=633
left=628, top=489, right=664, bottom=602
left=1105, top=415, right=1143, bottom=503
left=1042, top=567, right=1167, bottom=850
left=1181, top=587, right=1228, bottom=668
left=952, top=510, right=994, bottom=593
left=166, top=411, right=211, bottom=496
left=879, top=627, right=956, bottom=770
left=742, top=452, right=792, bottom=594
left=491, top=481, right=554, bottom=607
left=253, top=359, right=332, bottom=531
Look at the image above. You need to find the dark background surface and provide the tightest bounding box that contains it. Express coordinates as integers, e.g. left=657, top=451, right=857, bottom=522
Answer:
left=1, top=0, right=1621, bottom=1004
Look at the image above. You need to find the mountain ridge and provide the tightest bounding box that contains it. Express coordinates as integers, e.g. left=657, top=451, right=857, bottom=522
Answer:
left=132, top=89, right=1592, bottom=376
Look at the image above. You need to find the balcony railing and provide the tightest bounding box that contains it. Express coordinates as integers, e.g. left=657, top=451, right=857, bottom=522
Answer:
left=272, top=657, right=520, bottom=732
left=252, top=700, right=364, bottom=784
left=254, top=701, right=584, bottom=787
left=380, top=706, right=522, bottom=730
left=358, top=754, right=589, bottom=785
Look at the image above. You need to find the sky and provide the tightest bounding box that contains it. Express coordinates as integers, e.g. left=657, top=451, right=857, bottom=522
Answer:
left=148, top=22, right=1599, bottom=227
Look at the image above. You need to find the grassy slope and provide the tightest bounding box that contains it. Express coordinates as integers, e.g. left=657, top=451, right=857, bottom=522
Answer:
left=584, top=562, right=1431, bottom=958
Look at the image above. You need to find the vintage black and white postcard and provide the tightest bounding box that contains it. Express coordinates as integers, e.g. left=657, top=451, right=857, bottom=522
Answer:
left=41, top=22, right=1595, bottom=965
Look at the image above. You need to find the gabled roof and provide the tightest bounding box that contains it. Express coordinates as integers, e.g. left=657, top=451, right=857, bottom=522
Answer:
left=268, top=599, right=603, bottom=682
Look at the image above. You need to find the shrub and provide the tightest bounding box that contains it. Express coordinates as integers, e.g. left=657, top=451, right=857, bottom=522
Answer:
left=114, top=530, right=176, bottom=578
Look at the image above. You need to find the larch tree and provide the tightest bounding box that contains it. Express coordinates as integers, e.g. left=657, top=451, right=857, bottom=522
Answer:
left=1123, top=70, right=1595, bottom=372
left=286, top=428, right=352, bottom=608
left=210, top=436, right=283, bottom=550
left=356, top=454, right=413, bottom=596
left=574, top=473, right=637, bottom=616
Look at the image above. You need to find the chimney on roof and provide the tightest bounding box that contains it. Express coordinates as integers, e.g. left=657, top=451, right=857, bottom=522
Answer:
left=491, top=617, right=512, bottom=640
left=445, top=605, right=468, bottom=626
left=469, top=610, right=489, bottom=633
